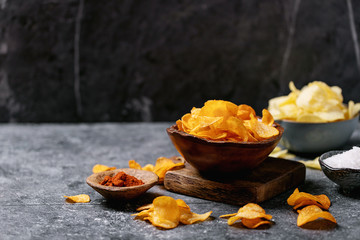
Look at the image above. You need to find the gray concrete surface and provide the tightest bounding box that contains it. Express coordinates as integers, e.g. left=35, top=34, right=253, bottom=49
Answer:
left=0, top=123, right=359, bottom=239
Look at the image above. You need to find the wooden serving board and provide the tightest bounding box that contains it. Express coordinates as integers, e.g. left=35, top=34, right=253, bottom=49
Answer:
left=164, top=157, right=305, bottom=205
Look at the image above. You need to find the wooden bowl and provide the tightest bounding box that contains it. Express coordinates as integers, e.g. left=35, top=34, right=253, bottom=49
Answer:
left=166, top=123, right=284, bottom=174
left=86, top=168, right=158, bottom=200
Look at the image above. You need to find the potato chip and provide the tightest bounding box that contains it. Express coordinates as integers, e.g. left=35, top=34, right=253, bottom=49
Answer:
left=147, top=196, right=180, bottom=229
left=176, top=199, right=212, bottom=225
left=299, top=157, right=321, bottom=170
left=129, top=157, right=185, bottom=183
left=245, top=114, right=279, bottom=140
left=261, top=109, right=275, bottom=126
left=92, top=164, right=116, bottom=173
left=220, top=203, right=272, bottom=228
left=237, top=104, right=256, bottom=120
left=269, top=147, right=296, bottom=159
left=348, top=100, right=360, bottom=119
left=133, top=196, right=212, bottom=229
left=64, top=194, right=90, bottom=203
left=241, top=218, right=271, bottom=229
left=268, top=81, right=360, bottom=122
left=142, top=164, right=155, bottom=172
left=176, top=100, right=279, bottom=142
left=287, top=188, right=331, bottom=210
left=297, top=205, right=337, bottom=227
left=128, top=160, right=142, bottom=170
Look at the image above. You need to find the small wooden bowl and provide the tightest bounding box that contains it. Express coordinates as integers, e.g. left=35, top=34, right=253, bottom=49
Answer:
left=166, top=123, right=284, bottom=174
left=86, top=168, right=158, bottom=200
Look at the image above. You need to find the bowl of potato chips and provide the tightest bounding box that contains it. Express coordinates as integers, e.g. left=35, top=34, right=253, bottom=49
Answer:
left=268, top=81, right=360, bottom=153
left=167, top=100, right=283, bottom=174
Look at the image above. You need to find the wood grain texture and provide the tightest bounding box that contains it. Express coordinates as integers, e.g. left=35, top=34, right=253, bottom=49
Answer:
left=164, top=157, right=305, bottom=205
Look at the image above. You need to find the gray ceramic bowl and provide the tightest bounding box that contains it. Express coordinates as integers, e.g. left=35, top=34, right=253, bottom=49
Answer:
left=278, top=115, right=359, bottom=154
left=319, top=150, right=360, bottom=190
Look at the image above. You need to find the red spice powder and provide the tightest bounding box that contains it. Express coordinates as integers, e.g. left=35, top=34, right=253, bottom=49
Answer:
left=99, top=171, right=144, bottom=187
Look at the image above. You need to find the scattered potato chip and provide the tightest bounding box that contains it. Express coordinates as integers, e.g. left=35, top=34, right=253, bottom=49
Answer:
left=270, top=147, right=321, bottom=169
left=268, top=81, right=360, bottom=122
left=176, top=100, right=279, bottom=142
left=287, top=188, right=331, bottom=210
left=241, top=218, right=272, bottom=229
left=269, top=147, right=296, bottom=159
left=220, top=203, right=272, bottom=228
left=129, top=157, right=185, bottom=183
left=297, top=205, right=337, bottom=227
left=128, top=160, right=142, bottom=170
left=64, top=194, right=90, bottom=203
left=92, top=164, right=116, bottom=173
left=133, top=196, right=212, bottom=229
left=176, top=199, right=213, bottom=224
left=299, top=157, right=321, bottom=170
left=142, top=164, right=155, bottom=172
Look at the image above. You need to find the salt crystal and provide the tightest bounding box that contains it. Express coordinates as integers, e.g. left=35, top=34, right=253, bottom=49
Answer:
left=324, top=146, right=360, bottom=169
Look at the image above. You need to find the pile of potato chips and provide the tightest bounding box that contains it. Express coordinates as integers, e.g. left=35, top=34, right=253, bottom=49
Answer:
left=220, top=203, right=272, bottom=228
left=287, top=188, right=336, bottom=227
left=133, top=196, right=212, bottom=229
left=129, top=157, right=185, bottom=183
left=176, top=100, right=279, bottom=142
left=268, top=81, right=360, bottom=122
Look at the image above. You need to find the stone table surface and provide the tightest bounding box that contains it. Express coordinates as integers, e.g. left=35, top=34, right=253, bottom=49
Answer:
left=1, top=123, right=360, bottom=240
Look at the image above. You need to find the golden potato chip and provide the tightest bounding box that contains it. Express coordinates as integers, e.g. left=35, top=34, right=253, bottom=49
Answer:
left=200, top=100, right=238, bottom=118
left=296, top=113, right=324, bottom=123
left=237, top=104, right=256, bottom=120
left=268, top=81, right=360, bottom=122
left=297, top=205, right=336, bottom=227
left=136, top=203, right=153, bottom=211
left=142, top=164, right=155, bottom=172
left=64, top=194, right=90, bottom=203
left=153, top=157, right=185, bottom=183
left=92, top=164, right=116, bottom=173
left=299, top=157, right=321, bottom=170
left=128, top=160, right=142, bottom=170
left=242, top=218, right=271, bottom=229
left=147, top=196, right=180, bottom=229
left=220, top=203, right=272, bottom=228
left=348, top=100, right=360, bottom=119
left=261, top=109, right=275, bottom=126
left=176, top=199, right=212, bottom=225
left=287, top=188, right=331, bottom=210
left=133, top=196, right=212, bottom=229
left=245, top=114, right=279, bottom=140
left=129, top=157, right=185, bottom=183
left=269, top=147, right=296, bottom=159
left=176, top=100, right=279, bottom=142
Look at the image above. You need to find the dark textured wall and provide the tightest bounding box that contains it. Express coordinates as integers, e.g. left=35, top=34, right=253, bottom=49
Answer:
left=1, top=0, right=360, bottom=122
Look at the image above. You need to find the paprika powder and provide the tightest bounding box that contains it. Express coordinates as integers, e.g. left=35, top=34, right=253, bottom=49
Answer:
left=99, top=171, right=144, bottom=187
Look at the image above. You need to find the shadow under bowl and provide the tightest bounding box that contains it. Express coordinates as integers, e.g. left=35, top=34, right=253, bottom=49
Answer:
left=319, top=150, right=360, bottom=191
left=166, top=123, right=283, bottom=174
left=86, top=168, right=158, bottom=200
left=278, top=115, right=358, bottom=154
